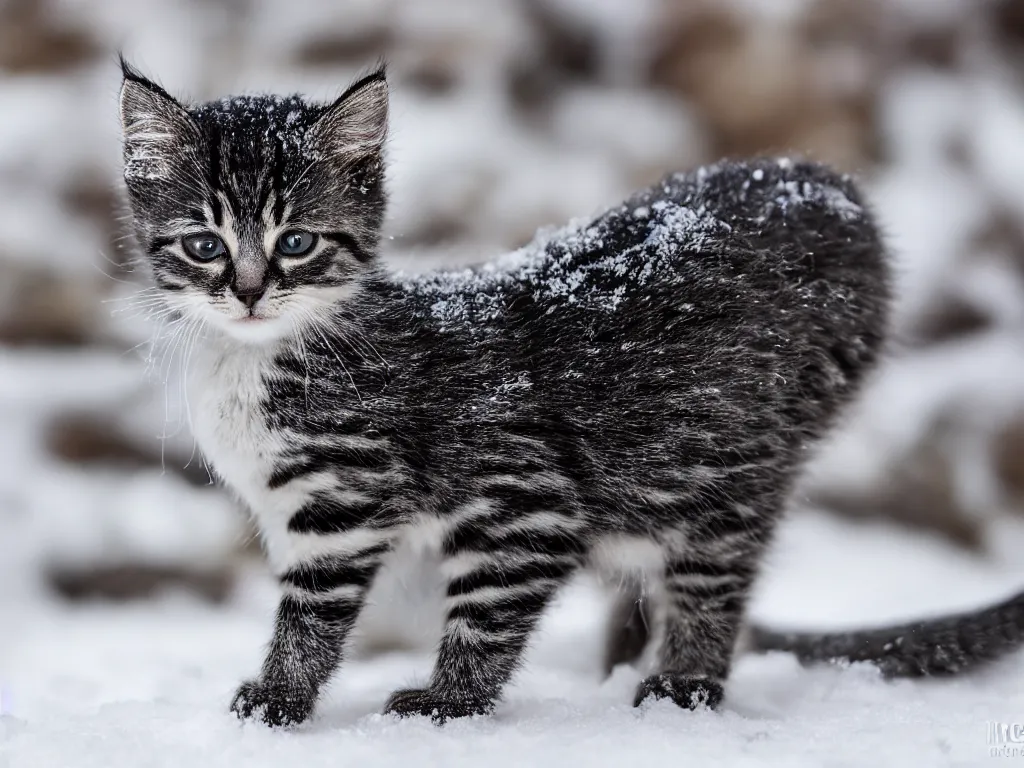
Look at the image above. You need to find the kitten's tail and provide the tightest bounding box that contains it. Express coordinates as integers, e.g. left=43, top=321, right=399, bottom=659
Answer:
left=604, top=588, right=1024, bottom=678
left=745, top=588, right=1024, bottom=677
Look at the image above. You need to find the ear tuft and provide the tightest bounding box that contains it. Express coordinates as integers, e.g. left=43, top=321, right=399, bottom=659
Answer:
left=118, top=58, right=198, bottom=183
left=118, top=52, right=146, bottom=84
left=309, top=65, right=389, bottom=159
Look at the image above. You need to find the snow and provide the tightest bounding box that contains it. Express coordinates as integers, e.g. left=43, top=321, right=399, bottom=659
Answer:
left=402, top=160, right=864, bottom=327
left=768, top=177, right=862, bottom=222
left=4, top=511, right=1023, bottom=768
left=401, top=203, right=717, bottom=324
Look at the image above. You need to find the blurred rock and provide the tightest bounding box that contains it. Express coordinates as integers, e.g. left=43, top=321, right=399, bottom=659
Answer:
left=903, top=201, right=1024, bottom=346
left=649, top=1, right=880, bottom=171
left=994, top=413, right=1024, bottom=511
left=47, top=563, right=235, bottom=603
left=509, top=0, right=602, bottom=110
left=993, top=0, right=1024, bottom=51
left=811, top=417, right=985, bottom=550
left=293, top=27, right=395, bottom=70
left=0, top=260, right=106, bottom=347
left=820, top=400, right=1024, bottom=548
left=61, top=175, right=126, bottom=265
left=905, top=292, right=992, bottom=346
left=0, top=0, right=100, bottom=74
left=46, top=412, right=213, bottom=488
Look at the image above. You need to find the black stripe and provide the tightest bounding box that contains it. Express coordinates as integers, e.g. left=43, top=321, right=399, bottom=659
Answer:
left=272, top=138, right=286, bottom=225
left=447, top=591, right=551, bottom=631
left=268, top=460, right=319, bottom=490
left=692, top=509, right=768, bottom=540
left=476, top=455, right=551, bottom=475
left=226, top=187, right=243, bottom=219
left=475, top=484, right=552, bottom=511
left=308, top=598, right=363, bottom=627
left=256, top=182, right=273, bottom=225
left=665, top=580, right=741, bottom=601
left=281, top=556, right=381, bottom=593
left=147, top=236, right=174, bottom=255
left=447, top=559, right=570, bottom=598
left=324, top=232, right=371, bottom=263
left=208, top=123, right=223, bottom=201
left=278, top=594, right=360, bottom=628
left=267, top=448, right=392, bottom=490
left=209, top=194, right=223, bottom=227
left=267, top=438, right=392, bottom=490
left=445, top=522, right=582, bottom=558
left=287, top=494, right=381, bottom=533
left=666, top=559, right=745, bottom=580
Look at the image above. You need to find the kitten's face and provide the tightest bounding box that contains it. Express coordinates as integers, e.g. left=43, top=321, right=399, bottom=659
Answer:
left=119, top=61, right=388, bottom=344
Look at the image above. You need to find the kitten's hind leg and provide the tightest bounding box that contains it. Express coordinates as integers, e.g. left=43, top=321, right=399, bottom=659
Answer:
left=633, top=529, right=763, bottom=712
left=383, top=500, right=584, bottom=723
left=589, top=534, right=665, bottom=676
left=603, top=585, right=653, bottom=675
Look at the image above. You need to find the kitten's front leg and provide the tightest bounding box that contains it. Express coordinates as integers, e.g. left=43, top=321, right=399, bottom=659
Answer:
left=383, top=501, right=583, bottom=723
left=232, top=547, right=385, bottom=726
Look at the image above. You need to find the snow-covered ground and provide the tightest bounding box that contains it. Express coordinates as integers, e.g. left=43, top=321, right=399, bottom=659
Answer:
left=4, top=510, right=1023, bottom=768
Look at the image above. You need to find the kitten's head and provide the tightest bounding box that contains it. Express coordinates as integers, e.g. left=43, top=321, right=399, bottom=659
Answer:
left=118, top=57, right=388, bottom=344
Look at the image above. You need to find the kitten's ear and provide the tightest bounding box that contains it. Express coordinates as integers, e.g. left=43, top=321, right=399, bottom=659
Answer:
left=308, top=66, right=389, bottom=160
left=118, top=56, right=199, bottom=182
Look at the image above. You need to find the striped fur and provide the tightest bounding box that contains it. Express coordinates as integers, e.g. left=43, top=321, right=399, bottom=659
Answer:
left=120, top=62, right=893, bottom=725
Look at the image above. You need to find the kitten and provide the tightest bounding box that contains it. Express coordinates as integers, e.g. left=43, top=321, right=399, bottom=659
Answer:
left=116, top=60, right=1020, bottom=727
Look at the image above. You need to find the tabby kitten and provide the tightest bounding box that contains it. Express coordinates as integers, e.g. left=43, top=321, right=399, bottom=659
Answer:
left=117, top=60, right=1018, bottom=728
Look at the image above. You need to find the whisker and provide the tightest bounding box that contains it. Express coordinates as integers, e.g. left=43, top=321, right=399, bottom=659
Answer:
left=179, top=315, right=207, bottom=470
left=298, top=306, right=364, bottom=405
left=290, top=314, right=312, bottom=414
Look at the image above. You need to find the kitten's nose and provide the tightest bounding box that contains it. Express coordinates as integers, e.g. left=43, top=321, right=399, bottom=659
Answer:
left=232, top=284, right=267, bottom=310
left=231, top=254, right=270, bottom=310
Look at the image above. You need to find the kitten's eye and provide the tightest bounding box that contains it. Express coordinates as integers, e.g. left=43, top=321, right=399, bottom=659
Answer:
left=276, top=231, right=317, bottom=257
left=182, top=233, right=227, bottom=262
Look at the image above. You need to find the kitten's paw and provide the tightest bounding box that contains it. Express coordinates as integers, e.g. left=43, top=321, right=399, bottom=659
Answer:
left=633, top=674, right=724, bottom=711
left=383, top=687, right=493, bottom=724
left=230, top=679, right=314, bottom=727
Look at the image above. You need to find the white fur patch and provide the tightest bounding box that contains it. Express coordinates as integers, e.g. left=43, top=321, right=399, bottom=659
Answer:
left=589, top=534, right=665, bottom=588
left=189, top=340, right=303, bottom=570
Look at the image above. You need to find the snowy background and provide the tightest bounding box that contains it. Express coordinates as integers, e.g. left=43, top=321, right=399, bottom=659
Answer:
left=3, top=0, right=1024, bottom=765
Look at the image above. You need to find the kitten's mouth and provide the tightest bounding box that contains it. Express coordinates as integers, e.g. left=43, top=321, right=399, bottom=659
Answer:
left=235, top=308, right=278, bottom=323
left=217, top=309, right=289, bottom=344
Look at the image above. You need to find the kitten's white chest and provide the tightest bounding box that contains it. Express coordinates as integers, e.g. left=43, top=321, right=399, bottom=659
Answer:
left=190, top=344, right=283, bottom=520
left=187, top=339, right=389, bottom=573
